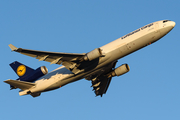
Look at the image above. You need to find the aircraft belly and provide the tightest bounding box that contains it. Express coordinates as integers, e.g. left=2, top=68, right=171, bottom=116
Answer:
left=30, top=80, right=55, bottom=93
left=44, top=63, right=113, bottom=91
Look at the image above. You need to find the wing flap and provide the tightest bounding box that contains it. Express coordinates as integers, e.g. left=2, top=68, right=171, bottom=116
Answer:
left=92, top=76, right=112, bottom=97
left=8, top=44, right=86, bottom=74
left=4, top=79, right=35, bottom=90
left=89, top=61, right=117, bottom=97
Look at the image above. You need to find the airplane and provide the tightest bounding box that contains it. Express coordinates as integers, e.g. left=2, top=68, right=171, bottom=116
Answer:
left=4, top=20, right=175, bottom=97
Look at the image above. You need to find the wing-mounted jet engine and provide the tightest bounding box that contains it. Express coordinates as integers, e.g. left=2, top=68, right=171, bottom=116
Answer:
left=9, top=61, right=48, bottom=89
left=107, top=64, right=130, bottom=78
left=83, top=48, right=104, bottom=61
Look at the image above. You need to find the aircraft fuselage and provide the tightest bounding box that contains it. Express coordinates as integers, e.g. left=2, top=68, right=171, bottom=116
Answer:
left=19, top=20, right=176, bottom=96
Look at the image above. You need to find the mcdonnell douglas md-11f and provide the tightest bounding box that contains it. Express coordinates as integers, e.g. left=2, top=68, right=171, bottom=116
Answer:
left=4, top=20, right=175, bottom=97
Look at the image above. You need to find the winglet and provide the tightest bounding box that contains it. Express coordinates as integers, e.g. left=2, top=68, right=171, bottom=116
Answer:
left=8, top=44, right=18, bottom=51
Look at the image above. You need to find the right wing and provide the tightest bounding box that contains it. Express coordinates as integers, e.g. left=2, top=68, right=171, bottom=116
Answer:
left=9, top=44, right=86, bottom=74
left=4, top=79, right=35, bottom=90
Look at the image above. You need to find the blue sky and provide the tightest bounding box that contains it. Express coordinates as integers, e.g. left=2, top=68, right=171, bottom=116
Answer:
left=1, top=1, right=180, bottom=120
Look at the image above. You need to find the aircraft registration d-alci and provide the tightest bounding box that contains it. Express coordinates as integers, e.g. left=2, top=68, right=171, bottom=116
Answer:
left=4, top=20, right=175, bottom=97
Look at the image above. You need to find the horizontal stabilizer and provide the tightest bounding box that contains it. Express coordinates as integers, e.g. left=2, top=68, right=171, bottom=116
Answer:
left=4, top=79, right=35, bottom=90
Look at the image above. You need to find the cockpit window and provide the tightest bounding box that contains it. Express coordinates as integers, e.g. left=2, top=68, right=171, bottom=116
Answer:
left=163, top=20, right=170, bottom=23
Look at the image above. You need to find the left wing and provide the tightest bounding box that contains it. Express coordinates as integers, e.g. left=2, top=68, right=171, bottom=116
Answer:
left=91, top=76, right=112, bottom=97
left=87, top=61, right=117, bottom=97
left=9, top=44, right=86, bottom=74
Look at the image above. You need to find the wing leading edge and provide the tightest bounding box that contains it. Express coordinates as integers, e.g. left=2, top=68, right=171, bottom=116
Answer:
left=9, top=44, right=86, bottom=74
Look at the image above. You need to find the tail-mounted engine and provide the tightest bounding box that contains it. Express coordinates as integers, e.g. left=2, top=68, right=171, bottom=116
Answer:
left=22, top=66, right=48, bottom=82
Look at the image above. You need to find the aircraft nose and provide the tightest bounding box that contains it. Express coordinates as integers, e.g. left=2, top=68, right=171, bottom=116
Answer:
left=170, top=21, right=176, bottom=27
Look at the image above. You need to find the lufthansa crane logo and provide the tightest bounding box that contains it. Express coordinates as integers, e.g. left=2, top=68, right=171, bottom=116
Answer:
left=17, top=65, right=26, bottom=76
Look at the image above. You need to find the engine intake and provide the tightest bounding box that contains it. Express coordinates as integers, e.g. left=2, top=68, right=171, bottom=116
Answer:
left=40, top=66, right=48, bottom=75
left=84, top=48, right=102, bottom=61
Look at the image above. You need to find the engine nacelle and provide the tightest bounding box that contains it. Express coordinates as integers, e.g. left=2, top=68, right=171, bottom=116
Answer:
left=33, top=66, right=48, bottom=78
left=84, top=48, right=102, bottom=61
left=110, top=64, right=130, bottom=77
left=23, top=66, right=48, bottom=82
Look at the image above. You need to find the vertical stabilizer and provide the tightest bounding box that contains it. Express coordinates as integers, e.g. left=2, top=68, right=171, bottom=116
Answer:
left=9, top=61, right=35, bottom=79
left=9, top=61, right=48, bottom=90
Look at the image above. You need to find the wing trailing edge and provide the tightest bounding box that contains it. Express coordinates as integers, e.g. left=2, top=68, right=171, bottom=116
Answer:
left=8, top=44, right=86, bottom=74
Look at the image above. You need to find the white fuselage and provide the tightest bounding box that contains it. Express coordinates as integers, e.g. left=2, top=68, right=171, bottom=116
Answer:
left=26, top=20, right=175, bottom=95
